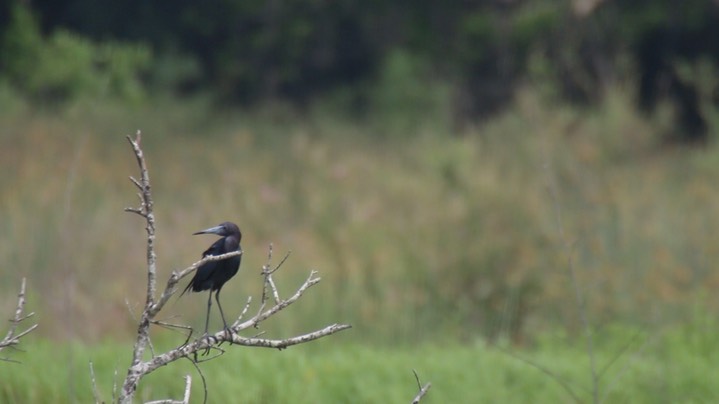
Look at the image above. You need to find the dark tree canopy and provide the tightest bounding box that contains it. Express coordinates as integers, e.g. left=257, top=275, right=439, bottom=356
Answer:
left=2, top=0, right=718, bottom=141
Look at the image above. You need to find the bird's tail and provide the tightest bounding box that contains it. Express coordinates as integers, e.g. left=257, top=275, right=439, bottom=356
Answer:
left=169, top=281, right=194, bottom=311
left=178, top=281, right=194, bottom=299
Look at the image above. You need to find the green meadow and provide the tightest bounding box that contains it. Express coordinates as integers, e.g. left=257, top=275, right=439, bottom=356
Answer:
left=1, top=324, right=718, bottom=403
left=1, top=87, right=719, bottom=402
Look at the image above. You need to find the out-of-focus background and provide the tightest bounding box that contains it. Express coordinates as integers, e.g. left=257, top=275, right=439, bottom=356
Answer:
left=1, top=0, right=719, bottom=402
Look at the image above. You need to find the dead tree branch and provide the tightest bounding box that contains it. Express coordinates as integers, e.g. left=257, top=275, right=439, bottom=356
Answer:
left=411, top=370, right=432, bottom=404
left=0, top=278, right=38, bottom=362
left=144, top=375, right=192, bottom=404
left=118, top=131, right=351, bottom=403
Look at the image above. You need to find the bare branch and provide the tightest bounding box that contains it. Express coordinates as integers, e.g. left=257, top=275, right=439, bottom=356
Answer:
left=118, top=131, right=351, bottom=403
left=142, top=323, right=351, bottom=375
left=150, top=250, right=243, bottom=318
left=129, top=176, right=143, bottom=191
left=411, top=370, right=432, bottom=404
left=261, top=249, right=290, bottom=307
left=120, top=130, right=159, bottom=403
left=121, top=271, right=350, bottom=396
left=133, top=270, right=350, bottom=377
left=0, top=278, right=38, bottom=361
left=182, top=375, right=192, bottom=403
left=144, top=375, right=192, bottom=404
left=126, top=131, right=159, bottom=307
left=245, top=270, right=322, bottom=329
left=124, top=207, right=146, bottom=217
left=235, top=296, right=253, bottom=324
left=228, top=324, right=350, bottom=349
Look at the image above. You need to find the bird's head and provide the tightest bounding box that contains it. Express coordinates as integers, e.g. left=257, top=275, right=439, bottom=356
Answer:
left=193, top=221, right=241, bottom=239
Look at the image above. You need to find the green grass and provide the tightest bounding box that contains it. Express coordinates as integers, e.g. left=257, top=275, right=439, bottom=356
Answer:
left=1, top=322, right=718, bottom=403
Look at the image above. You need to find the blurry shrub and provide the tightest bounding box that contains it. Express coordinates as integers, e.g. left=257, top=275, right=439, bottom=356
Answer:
left=0, top=4, right=151, bottom=103
left=149, top=50, right=203, bottom=95
left=0, top=82, right=27, bottom=116
left=0, top=4, right=42, bottom=86
left=509, top=2, right=560, bottom=53
left=95, top=41, right=152, bottom=102
left=367, top=49, right=452, bottom=137
left=674, top=57, right=719, bottom=140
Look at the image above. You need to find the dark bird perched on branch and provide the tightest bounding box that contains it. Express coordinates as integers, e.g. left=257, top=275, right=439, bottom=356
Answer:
left=182, top=222, right=242, bottom=335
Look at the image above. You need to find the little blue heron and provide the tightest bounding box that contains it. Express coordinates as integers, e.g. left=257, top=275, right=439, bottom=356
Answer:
left=181, top=221, right=242, bottom=335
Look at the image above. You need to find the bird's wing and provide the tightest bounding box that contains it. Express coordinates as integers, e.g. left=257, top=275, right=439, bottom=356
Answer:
left=180, top=238, right=226, bottom=295
left=194, top=237, right=226, bottom=282
left=202, top=238, right=225, bottom=257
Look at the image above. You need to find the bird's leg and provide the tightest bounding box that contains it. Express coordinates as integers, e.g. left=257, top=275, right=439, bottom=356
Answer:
left=200, top=291, right=214, bottom=356
left=215, top=288, right=234, bottom=344
left=204, top=291, right=213, bottom=336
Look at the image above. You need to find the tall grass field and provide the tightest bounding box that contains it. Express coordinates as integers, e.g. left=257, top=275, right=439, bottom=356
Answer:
left=1, top=87, right=718, bottom=401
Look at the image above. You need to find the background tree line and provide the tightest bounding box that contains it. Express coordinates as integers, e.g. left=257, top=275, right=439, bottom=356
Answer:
left=1, top=0, right=718, bottom=142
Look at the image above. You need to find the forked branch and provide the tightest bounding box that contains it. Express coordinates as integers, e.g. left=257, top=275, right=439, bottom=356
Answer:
left=411, top=370, right=432, bottom=404
left=118, top=131, right=350, bottom=403
left=0, top=278, right=38, bottom=362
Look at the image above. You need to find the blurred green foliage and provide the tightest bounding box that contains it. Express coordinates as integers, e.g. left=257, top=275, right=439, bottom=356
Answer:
left=0, top=4, right=150, bottom=103
left=367, top=50, right=452, bottom=137
left=1, top=0, right=717, bottom=139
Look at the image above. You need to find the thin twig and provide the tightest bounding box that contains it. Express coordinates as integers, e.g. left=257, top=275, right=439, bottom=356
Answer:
left=144, top=375, right=192, bottom=404
left=185, top=356, right=209, bottom=404
left=260, top=244, right=287, bottom=306
left=0, top=278, right=38, bottom=361
left=256, top=246, right=286, bottom=320
left=411, top=370, right=432, bottom=404
left=151, top=319, right=194, bottom=339
left=128, top=176, right=143, bottom=191
left=246, top=270, right=322, bottom=329
left=597, top=330, right=644, bottom=381
left=235, top=296, right=253, bottom=323
left=600, top=332, right=655, bottom=404
left=497, top=345, right=584, bottom=403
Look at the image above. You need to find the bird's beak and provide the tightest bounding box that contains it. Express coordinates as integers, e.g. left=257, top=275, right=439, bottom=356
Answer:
left=193, top=225, right=225, bottom=235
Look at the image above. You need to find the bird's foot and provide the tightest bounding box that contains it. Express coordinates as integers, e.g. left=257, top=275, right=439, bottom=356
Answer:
left=218, top=326, right=235, bottom=347
left=199, top=332, right=213, bottom=356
